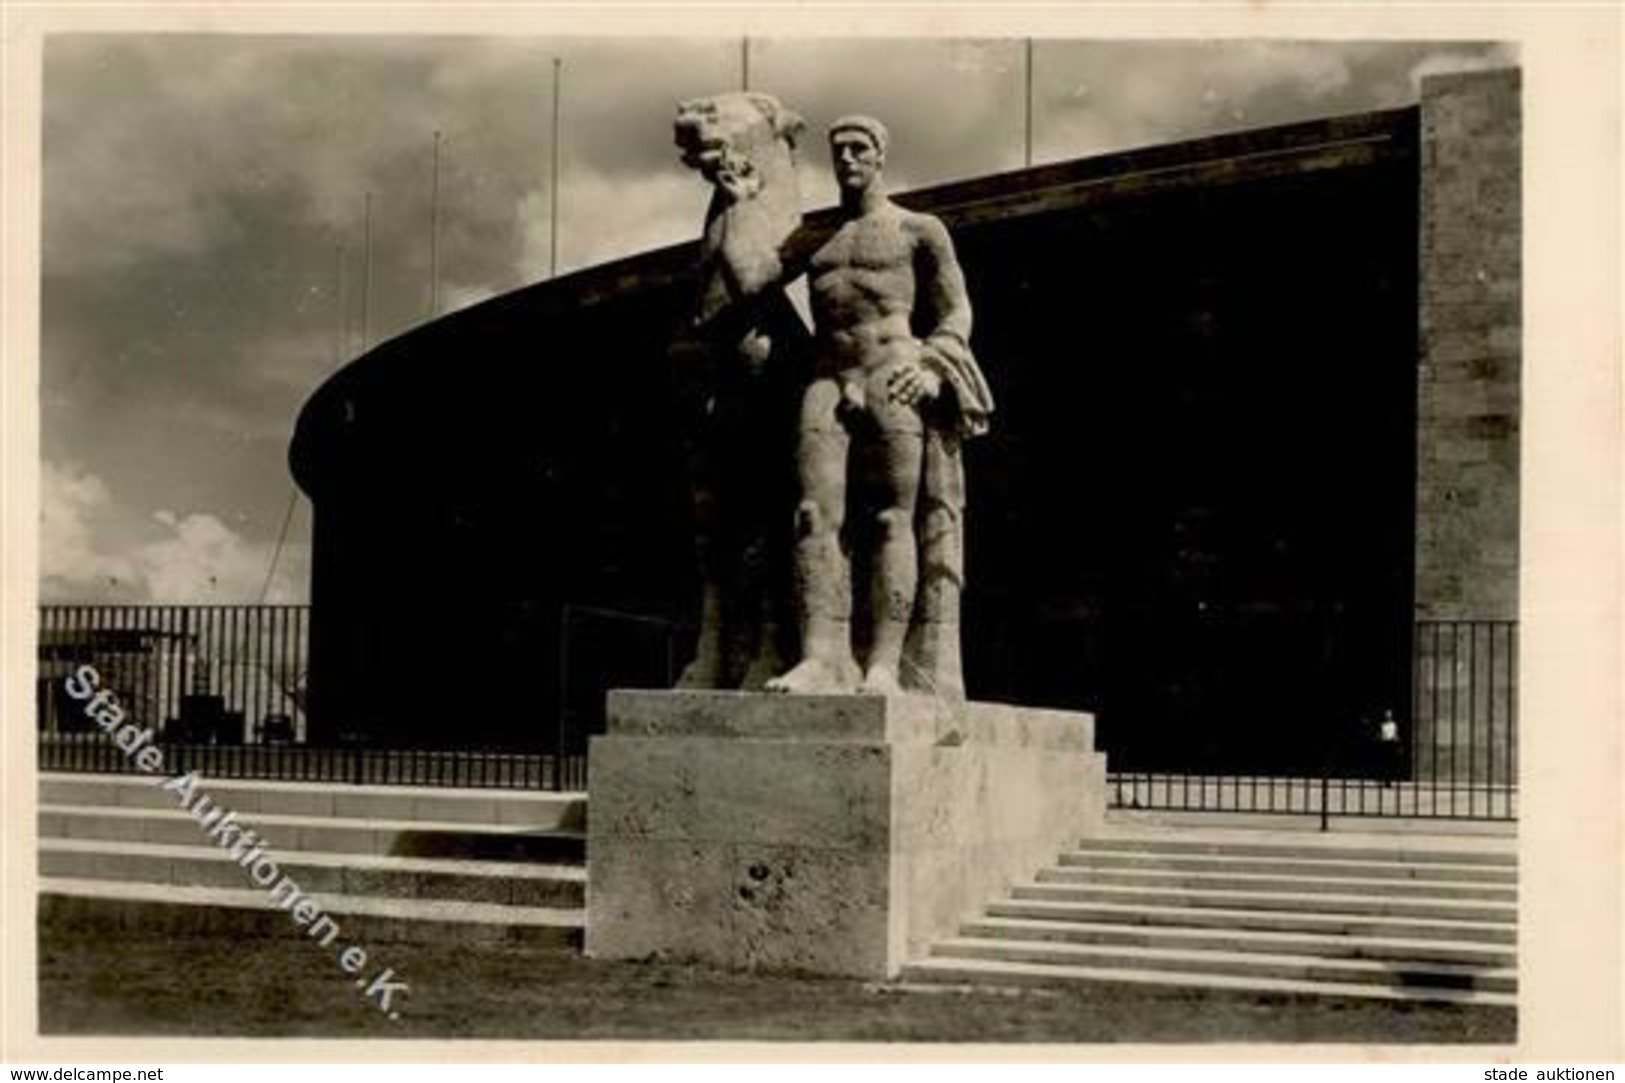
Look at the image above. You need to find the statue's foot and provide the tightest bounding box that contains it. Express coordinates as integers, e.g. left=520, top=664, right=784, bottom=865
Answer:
left=857, top=664, right=903, bottom=697
left=765, top=658, right=858, bottom=694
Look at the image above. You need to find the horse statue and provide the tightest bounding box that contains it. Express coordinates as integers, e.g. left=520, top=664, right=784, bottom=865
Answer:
left=669, top=91, right=811, bottom=689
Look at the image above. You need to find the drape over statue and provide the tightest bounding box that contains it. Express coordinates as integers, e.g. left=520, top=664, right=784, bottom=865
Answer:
left=672, top=96, right=991, bottom=700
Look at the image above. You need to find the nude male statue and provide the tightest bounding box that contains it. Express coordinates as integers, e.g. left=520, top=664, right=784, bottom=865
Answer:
left=767, top=115, right=993, bottom=697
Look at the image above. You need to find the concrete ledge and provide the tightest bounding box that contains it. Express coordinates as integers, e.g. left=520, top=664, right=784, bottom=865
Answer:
left=606, top=690, right=1094, bottom=749
left=588, top=690, right=1104, bottom=978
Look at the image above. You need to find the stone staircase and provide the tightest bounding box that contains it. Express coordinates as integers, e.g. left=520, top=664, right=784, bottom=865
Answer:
left=900, top=824, right=1518, bottom=1004
left=38, top=773, right=587, bottom=946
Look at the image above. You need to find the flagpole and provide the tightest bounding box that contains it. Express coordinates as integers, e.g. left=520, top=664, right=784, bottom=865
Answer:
left=550, top=58, right=562, bottom=279
left=1025, top=38, right=1034, bottom=168
left=361, top=191, right=373, bottom=350
left=428, top=129, right=442, bottom=318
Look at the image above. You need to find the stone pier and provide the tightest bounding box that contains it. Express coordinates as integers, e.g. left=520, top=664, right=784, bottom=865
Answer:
left=586, top=690, right=1104, bottom=978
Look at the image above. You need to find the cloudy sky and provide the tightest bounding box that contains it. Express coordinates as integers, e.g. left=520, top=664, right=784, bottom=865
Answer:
left=39, top=34, right=1514, bottom=604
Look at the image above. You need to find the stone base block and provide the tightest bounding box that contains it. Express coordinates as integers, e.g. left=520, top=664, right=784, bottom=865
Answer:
left=586, top=690, right=1105, bottom=978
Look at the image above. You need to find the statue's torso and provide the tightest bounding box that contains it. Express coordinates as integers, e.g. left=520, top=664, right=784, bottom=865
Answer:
left=809, top=204, right=922, bottom=374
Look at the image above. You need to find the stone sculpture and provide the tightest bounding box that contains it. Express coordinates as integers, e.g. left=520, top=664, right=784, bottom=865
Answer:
left=766, top=115, right=993, bottom=698
left=670, top=101, right=990, bottom=699
left=669, top=91, right=810, bottom=689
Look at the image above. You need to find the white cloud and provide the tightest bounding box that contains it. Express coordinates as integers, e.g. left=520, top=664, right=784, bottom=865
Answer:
left=525, top=169, right=706, bottom=279
left=41, top=461, right=137, bottom=597
left=41, top=460, right=309, bottom=604
left=138, top=510, right=272, bottom=602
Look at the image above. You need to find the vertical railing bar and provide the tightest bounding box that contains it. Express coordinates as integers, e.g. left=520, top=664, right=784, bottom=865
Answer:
left=235, top=605, right=246, bottom=742
left=175, top=604, right=186, bottom=743
left=163, top=606, right=175, bottom=742
left=88, top=606, right=98, bottom=769
left=296, top=606, right=307, bottom=744
left=138, top=606, right=151, bottom=741
left=125, top=605, right=139, bottom=736
left=265, top=607, right=276, bottom=743
left=265, top=606, right=276, bottom=742
left=251, top=606, right=263, bottom=742
left=1456, top=614, right=1469, bottom=809
left=1469, top=621, right=1479, bottom=818
left=131, top=606, right=142, bottom=745
left=1488, top=621, right=1499, bottom=818
left=159, top=605, right=170, bottom=742
left=231, top=605, right=243, bottom=740
left=1412, top=623, right=1422, bottom=819
left=113, top=603, right=123, bottom=734
left=1507, top=620, right=1516, bottom=820
left=39, top=606, right=49, bottom=738
left=283, top=605, right=294, bottom=743
left=1430, top=622, right=1440, bottom=817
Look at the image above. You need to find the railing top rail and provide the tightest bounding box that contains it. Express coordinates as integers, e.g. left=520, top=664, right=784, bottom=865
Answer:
left=40, top=603, right=312, bottom=612
left=1414, top=618, right=1518, bottom=628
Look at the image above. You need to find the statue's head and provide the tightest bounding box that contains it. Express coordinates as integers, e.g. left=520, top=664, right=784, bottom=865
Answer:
left=674, top=92, right=805, bottom=200
left=828, top=115, right=888, bottom=194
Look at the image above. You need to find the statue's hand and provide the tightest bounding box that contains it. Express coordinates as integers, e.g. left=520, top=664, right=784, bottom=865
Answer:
left=886, top=360, right=941, bottom=407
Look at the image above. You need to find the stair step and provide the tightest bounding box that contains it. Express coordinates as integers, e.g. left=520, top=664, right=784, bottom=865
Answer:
left=38, top=772, right=584, bottom=828
left=38, top=877, right=583, bottom=947
left=38, top=805, right=585, bottom=862
left=1058, top=851, right=1518, bottom=884
left=899, top=956, right=1517, bottom=1006
left=986, top=898, right=1518, bottom=944
left=1011, top=882, right=1516, bottom=923
left=929, top=936, right=1516, bottom=993
left=39, top=838, right=584, bottom=908
left=960, top=916, right=1517, bottom=968
left=1035, top=866, right=1516, bottom=902
left=1074, top=834, right=1516, bottom=867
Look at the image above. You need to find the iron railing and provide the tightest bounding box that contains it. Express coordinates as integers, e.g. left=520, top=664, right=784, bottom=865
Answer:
left=34, top=603, right=645, bottom=791
left=1109, top=619, right=1517, bottom=822
left=36, top=604, right=568, bottom=789
left=38, top=605, right=1517, bottom=815
left=37, top=605, right=311, bottom=743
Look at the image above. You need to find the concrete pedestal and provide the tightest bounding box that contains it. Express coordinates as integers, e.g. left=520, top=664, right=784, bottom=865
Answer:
left=586, top=690, right=1105, bottom=978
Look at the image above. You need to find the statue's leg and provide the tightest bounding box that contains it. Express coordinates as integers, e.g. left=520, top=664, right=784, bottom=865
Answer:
left=858, top=390, right=925, bottom=697
left=901, top=430, right=967, bottom=699
left=767, top=379, right=859, bottom=694
left=904, top=496, right=966, bottom=699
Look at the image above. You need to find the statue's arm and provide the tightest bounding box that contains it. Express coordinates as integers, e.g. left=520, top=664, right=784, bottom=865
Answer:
left=776, top=220, right=828, bottom=287
left=907, top=213, right=994, bottom=434
left=913, top=214, right=973, bottom=347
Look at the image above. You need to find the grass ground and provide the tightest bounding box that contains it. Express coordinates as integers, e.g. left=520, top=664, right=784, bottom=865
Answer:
left=38, top=918, right=1516, bottom=1045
